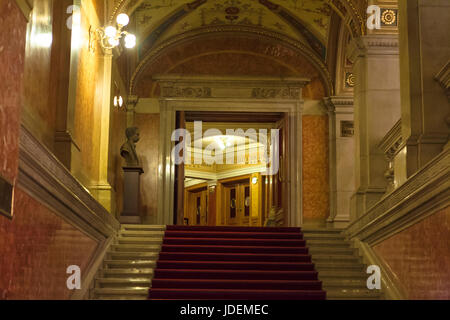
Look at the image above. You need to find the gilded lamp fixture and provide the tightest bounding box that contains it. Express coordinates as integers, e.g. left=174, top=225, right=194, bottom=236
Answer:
left=97, top=13, right=136, bottom=50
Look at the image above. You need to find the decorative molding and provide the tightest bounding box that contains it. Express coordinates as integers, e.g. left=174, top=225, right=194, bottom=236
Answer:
left=345, top=147, right=450, bottom=245
left=154, top=75, right=309, bottom=101
left=14, top=0, right=32, bottom=22
left=352, top=238, right=407, bottom=300
left=435, top=60, right=450, bottom=100
left=378, top=119, right=402, bottom=160
left=18, top=125, right=120, bottom=240
left=347, top=34, right=399, bottom=63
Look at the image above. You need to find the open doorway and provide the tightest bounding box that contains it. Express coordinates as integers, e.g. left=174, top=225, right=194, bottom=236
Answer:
left=174, top=111, right=288, bottom=227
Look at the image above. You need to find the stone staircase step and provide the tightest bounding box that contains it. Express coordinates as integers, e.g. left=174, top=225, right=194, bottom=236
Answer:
left=305, top=240, right=351, bottom=247
left=107, top=251, right=160, bottom=260
left=101, top=268, right=154, bottom=278
left=120, top=230, right=165, bottom=238
left=314, top=262, right=365, bottom=271
left=93, top=287, right=149, bottom=297
left=104, top=259, right=157, bottom=269
left=96, top=277, right=152, bottom=288
left=93, top=295, right=148, bottom=300
left=326, top=289, right=383, bottom=300
left=322, top=279, right=368, bottom=289
left=122, top=224, right=166, bottom=231
left=303, top=233, right=346, bottom=240
left=318, top=270, right=368, bottom=279
left=302, top=229, right=344, bottom=234
left=310, top=254, right=360, bottom=263
left=118, top=237, right=163, bottom=245
left=111, top=244, right=162, bottom=252
left=309, top=247, right=357, bottom=255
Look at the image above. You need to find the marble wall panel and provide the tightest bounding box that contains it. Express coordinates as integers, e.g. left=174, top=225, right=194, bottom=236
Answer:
left=374, top=207, right=450, bottom=300
left=302, top=115, right=329, bottom=221
left=21, top=0, right=55, bottom=150
left=0, top=0, right=27, bottom=183
left=135, top=113, right=160, bottom=224
left=0, top=187, right=99, bottom=300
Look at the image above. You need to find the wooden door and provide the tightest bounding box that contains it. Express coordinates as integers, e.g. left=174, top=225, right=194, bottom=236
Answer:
left=186, top=189, right=207, bottom=226
left=224, top=182, right=251, bottom=226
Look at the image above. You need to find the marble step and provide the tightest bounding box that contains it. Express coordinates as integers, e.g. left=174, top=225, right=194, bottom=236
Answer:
left=326, top=288, right=383, bottom=300
left=305, top=240, right=351, bottom=248
left=122, top=224, right=166, bottom=231
left=93, top=287, right=149, bottom=297
left=118, top=237, right=163, bottom=245
left=94, top=295, right=148, bottom=300
left=107, top=251, right=160, bottom=260
left=104, top=260, right=157, bottom=269
left=318, top=270, right=368, bottom=279
left=302, top=229, right=344, bottom=234
left=101, top=268, right=154, bottom=278
left=303, top=233, right=346, bottom=240
left=120, top=230, right=165, bottom=238
left=310, top=254, right=360, bottom=263
left=322, top=279, right=368, bottom=289
left=96, top=277, right=152, bottom=288
left=308, top=247, right=357, bottom=255
left=314, top=262, right=365, bottom=271
left=111, top=244, right=162, bottom=252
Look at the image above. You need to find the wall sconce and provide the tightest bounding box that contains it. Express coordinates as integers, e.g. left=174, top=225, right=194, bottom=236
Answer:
left=114, top=95, right=124, bottom=108
left=97, top=13, right=136, bottom=50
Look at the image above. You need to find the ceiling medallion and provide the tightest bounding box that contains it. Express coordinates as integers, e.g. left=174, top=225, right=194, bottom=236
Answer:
left=381, top=9, right=397, bottom=26
left=225, top=6, right=240, bottom=22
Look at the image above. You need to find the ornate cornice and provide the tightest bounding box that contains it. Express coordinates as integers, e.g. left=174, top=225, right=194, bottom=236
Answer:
left=130, top=25, right=334, bottom=97
left=323, top=95, right=354, bottom=114
left=347, top=34, right=399, bottom=63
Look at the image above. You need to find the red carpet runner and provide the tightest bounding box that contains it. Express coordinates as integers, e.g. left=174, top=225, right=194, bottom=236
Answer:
left=148, top=225, right=326, bottom=300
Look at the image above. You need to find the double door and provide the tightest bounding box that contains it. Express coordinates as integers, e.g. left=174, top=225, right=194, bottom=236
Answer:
left=224, top=182, right=251, bottom=226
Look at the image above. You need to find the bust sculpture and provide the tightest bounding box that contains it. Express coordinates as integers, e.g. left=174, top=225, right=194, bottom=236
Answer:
left=120, top=127, right=141, bottom=167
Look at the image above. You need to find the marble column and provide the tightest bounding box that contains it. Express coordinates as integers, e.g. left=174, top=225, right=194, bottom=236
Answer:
left=347, top=34, right=402, bottom=218
left=324, top=96, right=355, bottom=227
left=398, top=0, right=450, bottom=176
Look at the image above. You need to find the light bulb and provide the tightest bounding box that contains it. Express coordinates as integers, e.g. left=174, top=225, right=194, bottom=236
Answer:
left=118, top=96, right=123, bottom=107
left=104, top=26, right=117, bottom=38
left=108, top=37, right=119, bottom=47
left=116, top=13, right=129, bottom=26
left=124, top=34, right=136, bottom=48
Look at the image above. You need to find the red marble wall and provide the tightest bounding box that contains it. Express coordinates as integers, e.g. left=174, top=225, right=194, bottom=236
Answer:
left=0, top=188, right=99, bottom=300
left=0, top=0, right=27, bottom=183
left=135, top=114, right=160, bottom=224
left=374, top=207, right=450, bottom=299
left=302, top=115, right=330, bottom=221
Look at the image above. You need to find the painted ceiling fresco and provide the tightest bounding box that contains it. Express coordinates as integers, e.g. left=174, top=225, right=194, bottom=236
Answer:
left=133, top=0, right=331, bottom=57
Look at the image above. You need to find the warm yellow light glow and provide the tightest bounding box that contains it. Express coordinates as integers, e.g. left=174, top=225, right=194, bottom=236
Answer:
left=116, top=13, right=129, bottom=26
left=124, top=34, right=136, bottom=48
left=105, top=26, right=117, bottom=38
left=108, top=37, right=119, bottom=47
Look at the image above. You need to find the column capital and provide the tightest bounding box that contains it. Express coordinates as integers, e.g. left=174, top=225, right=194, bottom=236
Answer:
left=347, top=34, right=399, bottom=63
left=323, top=96, right=354, bottom=115
left=126, top=95, right=139, bottom=110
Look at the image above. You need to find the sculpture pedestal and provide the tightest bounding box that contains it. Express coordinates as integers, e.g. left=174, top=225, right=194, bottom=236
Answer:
left=120, top=166, right=144, bottom=224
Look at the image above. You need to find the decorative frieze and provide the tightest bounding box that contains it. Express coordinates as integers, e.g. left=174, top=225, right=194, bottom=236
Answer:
left=155, top=75, right=309, bottom=100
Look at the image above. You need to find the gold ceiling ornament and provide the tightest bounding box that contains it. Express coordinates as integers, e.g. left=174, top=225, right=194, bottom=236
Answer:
left=381, top=9, right=396, bottom=26
left=345, top=72, right=355, bottom=87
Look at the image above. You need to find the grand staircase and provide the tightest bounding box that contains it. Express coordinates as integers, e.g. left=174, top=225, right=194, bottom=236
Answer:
left=148, top=225, right=325, bottom=300
left=91, top=225, right=383, bottom=300
left=91, top=224, right=165, bottom=300
left=303, top=228, right=383, bottom=300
